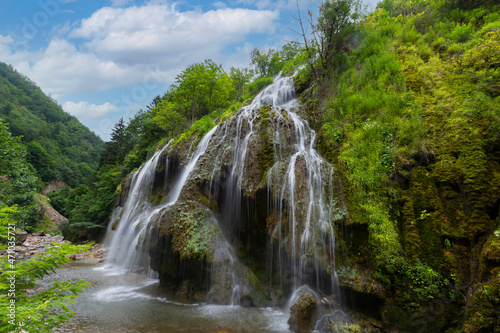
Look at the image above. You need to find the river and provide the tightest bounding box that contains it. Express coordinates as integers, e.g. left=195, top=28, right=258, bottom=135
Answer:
left=50, top=258, right=292, bottom=333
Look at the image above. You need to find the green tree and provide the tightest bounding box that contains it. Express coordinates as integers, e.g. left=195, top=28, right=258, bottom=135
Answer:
left=151, top=100, right=187, bottom=135
left=100, top=118, right=132, bottom=166
left=230, top=67, right=253, bottom=100
left=250, top=48, right=282, bottom=77
left=279, top=41, right=302, bottom=64
left=295, top=0, right=363, bottom=81
left=0, top=206, right=91, bottom=332
left=174, top=60, right=232, bottom=122
left=0, top=122, right=38, bottom=230
left=202, top=60, right=232, bottom=110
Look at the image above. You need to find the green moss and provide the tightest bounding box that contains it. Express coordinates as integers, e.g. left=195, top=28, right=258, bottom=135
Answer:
left=462, top=274, right=500, bottom=332
left=482, top=230, right=500, bottom=262
left=169, top=206, right=218, bottom=260
left=111, top=218, right=119, bottom=231
left=257, top=105, right=275, bottom=179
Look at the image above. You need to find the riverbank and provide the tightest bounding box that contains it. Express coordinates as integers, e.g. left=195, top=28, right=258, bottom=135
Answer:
left=1, top=232, right=105, bottom=262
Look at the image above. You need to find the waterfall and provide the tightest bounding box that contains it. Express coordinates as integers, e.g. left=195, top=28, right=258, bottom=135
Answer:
left=202, top=73, right=340, bottom=301
left=104, top=70, right=343, bottom=310
left=105, top=126, right=219, bottom=274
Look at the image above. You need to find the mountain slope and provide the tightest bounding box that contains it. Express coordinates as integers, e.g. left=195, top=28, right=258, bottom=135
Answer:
left=0, top=62, right=105, bottom=186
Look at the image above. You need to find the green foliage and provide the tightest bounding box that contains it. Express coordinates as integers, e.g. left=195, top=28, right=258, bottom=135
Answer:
left=454, top=30, right=500, bottom=73
left=314, top=0, right=500, bottom=323
left=245, top=77, right=274, bottom=99
left=0, top=206, right=19, bottom=246
left=0, top=62, right=104, bottom=187
left=229, top=67, right=253, bottom=100
left=0, top=207, right=91, bottom=332
left=250, top=48, right=282, bottom=78
left=151, top=99, right=187, bottom=134
left=250, top=42, right=303, bottom=78
left=0, top=122, right=38, bottom=230
left=297, top=0, right=363, bottom=81
left=173, top=59, right=232, bottom=123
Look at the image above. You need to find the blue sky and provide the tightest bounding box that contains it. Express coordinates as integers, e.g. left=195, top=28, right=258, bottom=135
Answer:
left=0, top=0, right=379, bottom=140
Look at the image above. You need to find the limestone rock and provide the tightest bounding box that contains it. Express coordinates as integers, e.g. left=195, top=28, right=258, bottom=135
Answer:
left=288, top=286, right=318, bottom=333
left=17, top=231, right=28, bottom=245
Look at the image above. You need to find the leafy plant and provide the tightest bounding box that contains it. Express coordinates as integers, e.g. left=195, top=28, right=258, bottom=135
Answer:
left=0, top=207, right=91, bottom=332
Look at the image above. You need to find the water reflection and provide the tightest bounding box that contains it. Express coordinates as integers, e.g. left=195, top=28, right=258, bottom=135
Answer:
left=51, top=259, right=291, bottom=333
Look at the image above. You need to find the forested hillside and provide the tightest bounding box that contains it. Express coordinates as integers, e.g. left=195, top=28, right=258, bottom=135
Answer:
left=0, top=62, right=104, bottom=187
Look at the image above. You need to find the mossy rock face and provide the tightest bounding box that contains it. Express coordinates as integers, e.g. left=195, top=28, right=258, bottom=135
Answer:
left=461, top=273, right=500, bottom=333
left=257, top=105, right=275, bottom=179
left=142, top=91, right=341, bottom=307
left=116, top=172, right=134, bottom=207
left=482, top=233, right=500, bottom=262
left=293, top=73, right=311, bottom=96
left=337, top=267, right=385, bottom=298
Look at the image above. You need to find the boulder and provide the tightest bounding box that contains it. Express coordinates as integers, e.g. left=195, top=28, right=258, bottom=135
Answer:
left=288, top=286, right=318, bottom=333
left=32, top=231, right=45, bottom=237
left=17, top=231, right=28, bottom=245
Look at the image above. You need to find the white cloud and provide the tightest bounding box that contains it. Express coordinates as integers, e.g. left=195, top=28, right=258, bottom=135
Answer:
left=28, top=39, right=139, bottom=98
left=213, top=2, right=227, bottom=9
left=110, top=0, right=133, bottom=6
left=70, top=4, right=278, bottom=66
left=62, top=101, right=118, bottom=120
left=2, top=3, right=279, bottom=98
left=236, top=0, right=299, bottom=10
left=0, top=34, right=14, bottom=45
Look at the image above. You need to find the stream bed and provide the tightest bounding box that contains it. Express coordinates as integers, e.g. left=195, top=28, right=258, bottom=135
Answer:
left=50, top=258, right=292, bottom=333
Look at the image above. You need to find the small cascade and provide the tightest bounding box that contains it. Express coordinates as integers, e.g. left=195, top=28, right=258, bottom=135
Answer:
left=105, top=144, right=169, bottom=275
left=105, top=126, right=219, bottom=274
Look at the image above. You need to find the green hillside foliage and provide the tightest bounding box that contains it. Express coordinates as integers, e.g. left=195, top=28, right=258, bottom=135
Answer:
left=0, top=62, right=104, bottom=187
left=0, top=122, right=38, bottom=230
left=0, top=207, right=91, bottom=332
left=54, top=47, right=304, bottom=241
left=309, top=0, right=499, bottom=330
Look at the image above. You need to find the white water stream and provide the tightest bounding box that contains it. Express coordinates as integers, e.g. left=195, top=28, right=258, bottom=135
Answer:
left=105, top=125, right=219, bottom=274
left=81, top=70, right=344, bottom=332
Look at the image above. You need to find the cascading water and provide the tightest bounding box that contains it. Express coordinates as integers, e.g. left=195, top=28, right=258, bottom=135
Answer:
left=105, top=126, right=219, bottom=274
left=105, top=144, right=169, bottom=275
left=208, top=73, right=340, bottom=300
left=105, top=70, right=345, bottom=320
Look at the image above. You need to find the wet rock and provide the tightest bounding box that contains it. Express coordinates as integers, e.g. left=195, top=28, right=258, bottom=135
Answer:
left=315, top=310, right=358, bottom=333
left=17, top=231, right=28, bottom=245
left=337, top=267, right=385, bottom=299
left=217, top=324, right=234, bottom=333
left=288, top=286, right=318, bottom=333
left=206, top=241, right=267, bottom=306
left=175, top=279, right=195, bottom=298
